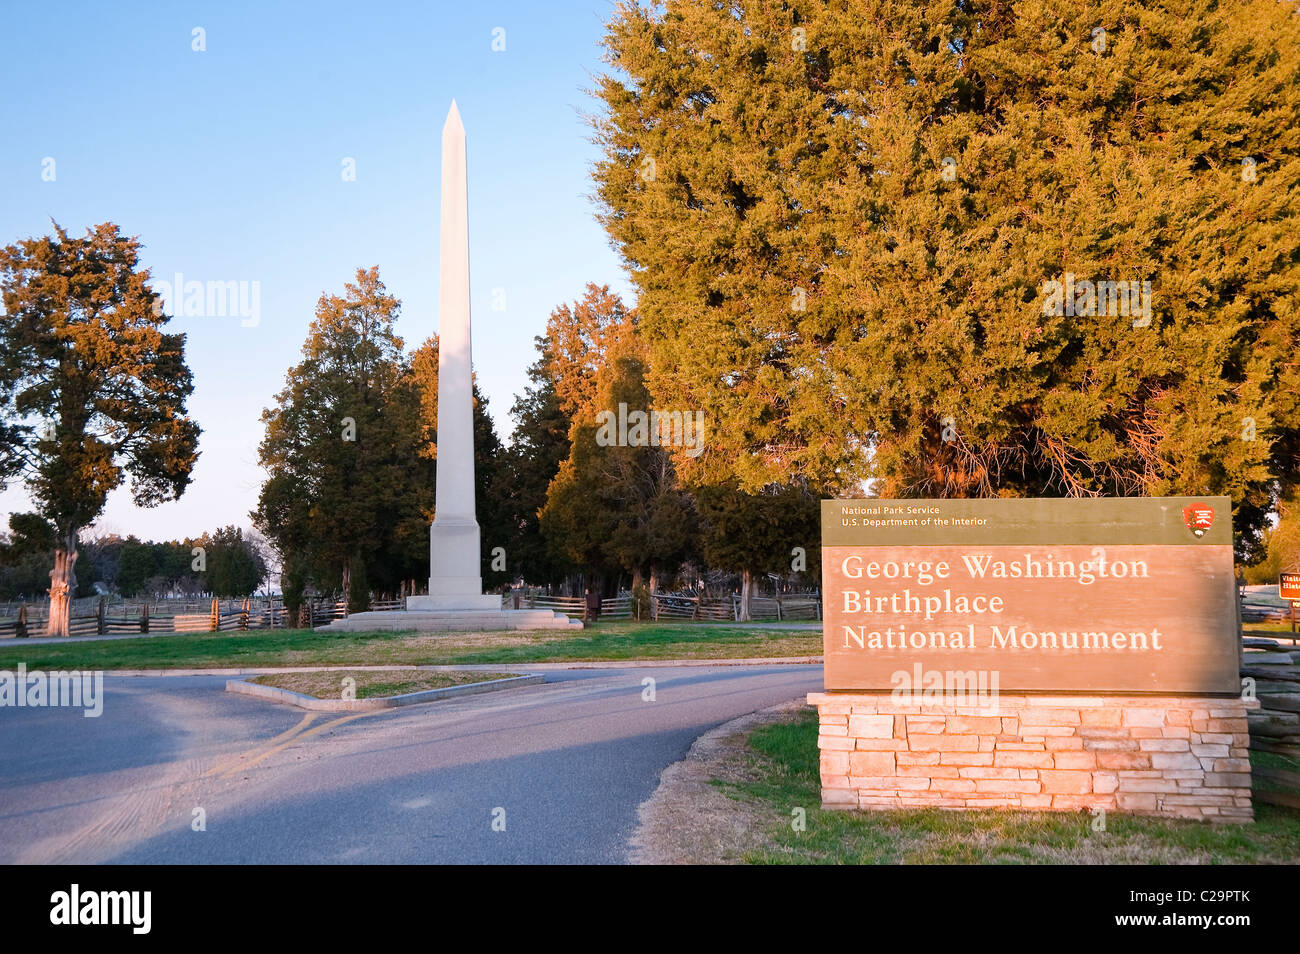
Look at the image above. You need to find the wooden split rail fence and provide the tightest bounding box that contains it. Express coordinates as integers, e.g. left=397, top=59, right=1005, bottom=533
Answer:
left=1, top=589, right=823, bottom=637
left=1241, top=639, right=1300, bottom=809
left=0, top=595, right=407, bottom=639
left=509, top=591, right=822, bottom=623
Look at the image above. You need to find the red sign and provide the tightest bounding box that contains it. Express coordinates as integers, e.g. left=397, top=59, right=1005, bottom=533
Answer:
left=1182, top=502, right=1215, bottom=537
left=1281, top=572, right=1300, bottom=602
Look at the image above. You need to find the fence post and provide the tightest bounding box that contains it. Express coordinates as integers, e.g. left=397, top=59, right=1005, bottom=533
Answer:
left=776, top=596, right=783, bottom=622
left=15, top=604, right=28, bottom=639
left=209, top=598, right=218, bottom=632
left=141, top=604, right=149, bottom=634
left=240, top=598, right=249, bottom=631
left=97, top=597, right=106, bottom=635
left=816, top=593, right=822, bottom=621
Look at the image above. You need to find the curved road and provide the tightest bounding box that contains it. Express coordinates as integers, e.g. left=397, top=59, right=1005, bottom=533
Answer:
left=0, top=664, right=822, bottom=864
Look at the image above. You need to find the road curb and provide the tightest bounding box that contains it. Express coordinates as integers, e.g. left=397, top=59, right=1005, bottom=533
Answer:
left=225, top=673, right=545, bottom=710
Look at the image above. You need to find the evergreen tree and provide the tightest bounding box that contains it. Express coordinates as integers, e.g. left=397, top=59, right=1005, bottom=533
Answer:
left=116, top=536, right=156, bottom=598
left=204, top=525, right=268, bottom=598
left=540, top=285, right=697, bottom=591
left=499, top=338, right=575, bottom=586
left=0, top=223, right=200, bottom=633
left=593, top=0, right=1300, bottom=552
left=255, top=268, right=428, bottom=610
left=0, top=514, right=59, bottom=601
left=1244, top=492, right=1300, bottom=585
left=695, top=480, right=821, bottom=620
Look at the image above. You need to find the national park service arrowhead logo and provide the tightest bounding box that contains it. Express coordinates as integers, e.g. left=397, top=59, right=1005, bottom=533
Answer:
left=1182, top=502, right=1215, bottom=537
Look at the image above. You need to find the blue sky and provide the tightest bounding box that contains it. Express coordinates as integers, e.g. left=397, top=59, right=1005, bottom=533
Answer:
left=0, top=0, right=633, bottom=541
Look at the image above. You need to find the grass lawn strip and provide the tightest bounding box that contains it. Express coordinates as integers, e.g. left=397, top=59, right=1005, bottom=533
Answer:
left=248, top=669, right=522, bottom=700
left=0, top=622, right=823, bottom=670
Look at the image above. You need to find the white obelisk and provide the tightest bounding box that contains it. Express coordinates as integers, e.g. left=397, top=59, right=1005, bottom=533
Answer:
left=415, top=101, right=498, bottom=611
left=310, top=100, right=581, bottom=630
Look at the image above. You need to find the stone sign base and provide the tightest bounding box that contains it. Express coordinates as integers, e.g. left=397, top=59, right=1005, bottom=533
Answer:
left=808, top=692, right=1257, bottom=822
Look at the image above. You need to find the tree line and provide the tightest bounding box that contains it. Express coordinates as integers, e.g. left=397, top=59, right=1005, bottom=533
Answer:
left=0, top=524, right=269, bottom=602
left=250, top=272, right=824, bottom=622
left=2, top=1, right=1298, bottom=633
left=587, top=0, right=1299, bottom=570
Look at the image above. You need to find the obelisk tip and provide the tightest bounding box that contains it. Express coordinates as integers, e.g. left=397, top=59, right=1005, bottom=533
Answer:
left=444, top=100, right=464, bottom=137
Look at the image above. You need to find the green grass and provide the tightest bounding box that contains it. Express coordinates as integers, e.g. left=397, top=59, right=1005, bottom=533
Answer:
left=1244, top=622, right=1300, bottom=639
left=1252, top=750, right=1300, bottom=773
left=0, top=620, right=823, bottom=670
left=716, top=709, right=1300, bottom=864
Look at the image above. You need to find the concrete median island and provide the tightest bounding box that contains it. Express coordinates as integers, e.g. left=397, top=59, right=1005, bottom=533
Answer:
left=227, top=669, right=543, bottom=710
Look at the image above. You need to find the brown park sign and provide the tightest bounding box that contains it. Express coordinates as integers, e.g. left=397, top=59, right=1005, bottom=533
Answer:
left=821, top=497, right=1241, bottom=695
left=1281, top=572, right=1300, bottom=602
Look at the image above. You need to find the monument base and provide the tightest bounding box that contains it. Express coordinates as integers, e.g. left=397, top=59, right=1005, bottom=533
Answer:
left=315, top=604, right=582, bottom=634
left=407, top=593, right=502, bottom=612
left=809, top=692, right=1257, bottom=822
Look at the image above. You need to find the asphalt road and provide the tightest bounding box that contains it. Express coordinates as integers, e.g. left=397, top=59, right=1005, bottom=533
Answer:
left=0, top=664, right=822, bottom=864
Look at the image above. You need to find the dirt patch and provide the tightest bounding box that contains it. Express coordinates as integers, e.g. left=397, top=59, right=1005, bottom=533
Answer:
left=249, top=669, right=520, bottom=700
left=628, top=698, right=810, bottom=864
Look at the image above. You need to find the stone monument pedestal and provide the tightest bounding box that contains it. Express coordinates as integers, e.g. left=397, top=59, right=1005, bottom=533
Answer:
left=315, top=603, right=582, bottom=633
left=406, top=593, right=502, bottom=612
